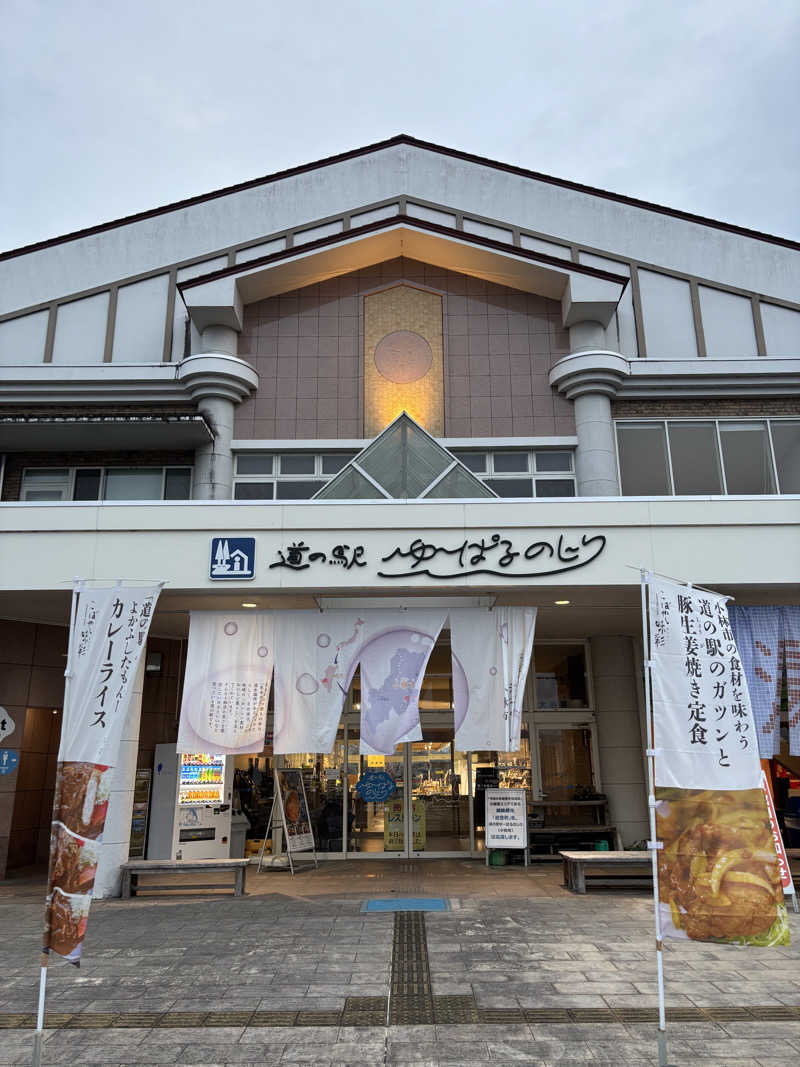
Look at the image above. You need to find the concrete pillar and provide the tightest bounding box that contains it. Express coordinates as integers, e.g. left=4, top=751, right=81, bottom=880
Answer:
left=590, top=635, right=649, bottom=847
left=193, top=395, right=235, bottom=500
left=573, top=392, right=619, bottom=496
left=548, top=347, right=629, bottom=497
left=94, top=656, right=146, bottom=898
left=176, top=324, right=258, bottom=501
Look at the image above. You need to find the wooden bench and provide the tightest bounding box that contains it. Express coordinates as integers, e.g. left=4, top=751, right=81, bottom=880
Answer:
left=120, top=859, right=249, bottom=899
left=560, top=850, right=652, bottom=894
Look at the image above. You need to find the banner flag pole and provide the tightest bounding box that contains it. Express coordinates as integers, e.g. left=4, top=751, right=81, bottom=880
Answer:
left=33, top=578, right=82, bottom=1067
left=640, top=569, right=670, bottom=1067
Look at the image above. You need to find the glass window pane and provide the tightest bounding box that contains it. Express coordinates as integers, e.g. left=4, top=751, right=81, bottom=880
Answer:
left=164, top=468, right=192, bottom=499
left=73, top=469, right=101, bottom=500
left=315, top=465, right=384, bottom=499
left=533, top=644, right=588, bottom=708
left=535, top=451, right=572, bottom=472
left=719, top=421, right=776, bottom=494
left=103, top=469, right=163, bottom=500
left=236, top=454, right=273, bottom=475
left=493, top=452, right=529, bottom=473
left=424, top=466, right=494, bottom=498
left=616, top=423, right=670, bottom=495
left=771, top=420, right=800, bottom=493
left=22, top=468, right=69, bottom=482
left=668, top=422, right=722, bottom=494
left=21, top=468, right=71, bottom=501
left=485, top=477, right=533, bottom=497
left=276, top=480, right=326, bottom=499
left=321, top=453, right=354, bottom=475
left=535, top=479, right=575, bottom=497
left=452, top=451, right=487, bottom=473
left=234, top=482, right=274, bottom=499
left=24, top=490, right=66, bottom=501
left=537, top=727, right=595, bottom=810
left=279, top=453, right=315, bottom=475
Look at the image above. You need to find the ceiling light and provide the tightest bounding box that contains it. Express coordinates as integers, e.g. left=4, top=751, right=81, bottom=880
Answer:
left=554, top=599, right=570, bottom=605
left=241, top=602, right=257, bottom=608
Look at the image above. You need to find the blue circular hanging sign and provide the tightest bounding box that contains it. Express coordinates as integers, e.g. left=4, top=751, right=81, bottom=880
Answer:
left=356, top=770, right=397, bottom=803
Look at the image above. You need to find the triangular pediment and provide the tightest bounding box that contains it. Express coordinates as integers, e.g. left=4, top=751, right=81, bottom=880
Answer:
left=313, top=412, right=496, bottom=500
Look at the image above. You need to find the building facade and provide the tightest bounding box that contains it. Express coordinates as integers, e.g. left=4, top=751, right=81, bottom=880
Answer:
left=1, top=136, right=798, bottom=891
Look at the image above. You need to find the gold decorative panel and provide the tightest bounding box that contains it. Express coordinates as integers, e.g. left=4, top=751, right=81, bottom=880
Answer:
left=364, top=284, right=444, bottom=436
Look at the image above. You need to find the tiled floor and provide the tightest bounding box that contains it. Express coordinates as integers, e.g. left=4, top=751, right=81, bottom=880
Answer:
left=1, top=859, right=798, bottom=1064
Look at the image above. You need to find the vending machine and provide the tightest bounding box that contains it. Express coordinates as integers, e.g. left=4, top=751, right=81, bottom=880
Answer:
left=148, top=744, right=234, bottom=860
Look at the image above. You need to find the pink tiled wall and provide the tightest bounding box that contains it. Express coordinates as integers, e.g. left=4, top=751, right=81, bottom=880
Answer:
left=235, top=256, right=574, bottom=440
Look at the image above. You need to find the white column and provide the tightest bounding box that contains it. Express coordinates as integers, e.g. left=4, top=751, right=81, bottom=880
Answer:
left=176, top=326, right=258, bottom=501
left=590, top=635, right=649, bottom=847
left=93, top=656, right=145, bottom=899
left=193, top=395, right=235, bottom=499
left=573, top=392, right=618, bottom=496
left=548, top=347, right=629, bottom=497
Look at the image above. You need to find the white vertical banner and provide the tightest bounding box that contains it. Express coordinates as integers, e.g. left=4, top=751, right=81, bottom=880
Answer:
left=178, top=612, right=273, bottom=755
left=451, top=607, right=536, bottom=752
left=58, top=585, right=161, bottom=765
left=273, top=610, right=363, bottom=754
left=357, top=609, right=447, bottom=755
left=647, top=575, right=789, bottom=946
left=43, top=582, right=162, bottom=966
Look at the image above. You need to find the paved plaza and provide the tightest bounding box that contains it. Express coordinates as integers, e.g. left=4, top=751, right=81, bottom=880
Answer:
left=0, top=860, right=798, bottom=1066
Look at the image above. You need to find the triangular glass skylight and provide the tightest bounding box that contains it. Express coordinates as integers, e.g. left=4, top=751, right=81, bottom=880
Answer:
left=313, top=412, right=497, bottom=500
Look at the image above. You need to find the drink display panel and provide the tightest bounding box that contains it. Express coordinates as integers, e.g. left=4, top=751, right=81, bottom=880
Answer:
left=179, top=753, right=225, bottom=806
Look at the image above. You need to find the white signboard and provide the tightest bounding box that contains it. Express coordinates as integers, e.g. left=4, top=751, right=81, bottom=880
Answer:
left=649, top=577, right=759, bottom=790
left=60, top=585, right=161, bottom=765
left=485, top=788, right=527, bottom=848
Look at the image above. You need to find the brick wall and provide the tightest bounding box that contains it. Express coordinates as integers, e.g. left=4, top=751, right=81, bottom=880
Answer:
left=612, top=397, right=800, bottom=419
left=235, top=256, right=574, bottom=440
left=1, top=450, right=194, bottom=501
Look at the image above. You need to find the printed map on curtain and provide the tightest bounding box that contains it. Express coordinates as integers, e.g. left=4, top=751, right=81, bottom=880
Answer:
left=178, top=612, right=273, bottom=755
left=648, top=576, right=789, bottom=946
left=44, top=583, right=161, bottom=964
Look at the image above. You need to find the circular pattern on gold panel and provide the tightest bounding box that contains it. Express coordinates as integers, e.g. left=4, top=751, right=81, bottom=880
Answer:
left=373, top=330, right=433, bottom=384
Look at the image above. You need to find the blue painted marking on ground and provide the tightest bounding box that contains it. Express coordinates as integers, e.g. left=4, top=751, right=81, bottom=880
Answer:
left=361, top=897, right=449, bottom=912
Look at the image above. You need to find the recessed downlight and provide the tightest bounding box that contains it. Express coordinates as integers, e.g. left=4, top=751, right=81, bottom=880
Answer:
left=554, top=599, right=570, bottom=605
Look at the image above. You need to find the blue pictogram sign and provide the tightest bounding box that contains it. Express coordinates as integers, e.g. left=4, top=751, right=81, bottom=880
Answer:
left=0, top=749, right=20, bottom=775
left=355, top=770, right=397, bottom=803
left=210, top=537, right=255, bottom=580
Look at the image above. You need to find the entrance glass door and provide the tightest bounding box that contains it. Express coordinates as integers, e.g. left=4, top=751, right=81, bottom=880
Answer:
left=344, top=717, right=472, bottom=857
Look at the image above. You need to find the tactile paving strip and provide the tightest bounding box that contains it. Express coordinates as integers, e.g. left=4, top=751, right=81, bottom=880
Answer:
left=1, top=1002, right=797, bottom=1030
left=389, top=911, right=433, bottom=1024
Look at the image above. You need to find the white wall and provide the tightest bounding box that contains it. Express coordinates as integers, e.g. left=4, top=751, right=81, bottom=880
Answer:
left=0, top=309, right=48, bottom=365
left=112, top=275, right=170, bottom=363
left=700, top=286, right=758, bottom=358
left=51, top=292, right=108, bottom=364
left=638, top=271, right=697, bottom=359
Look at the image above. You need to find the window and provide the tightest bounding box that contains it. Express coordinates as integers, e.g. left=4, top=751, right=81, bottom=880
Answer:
left=719, top=422, right=775, bottom=494
left=234, top=451, right=357, bottom=500
left=532, top=643, right=589, bottom=709
left=771, top=421, right=800, bottom=493
left=617, top=423, right=671, bottom=495
left=20, top=466, right=192, bottom=502
left=234, top=444, right=577, bottom=500
left=452, top=450, right=576, bottom=497
left=668, top=423, right=722, bottom=495
left=617, top=419, right=797, bottom=496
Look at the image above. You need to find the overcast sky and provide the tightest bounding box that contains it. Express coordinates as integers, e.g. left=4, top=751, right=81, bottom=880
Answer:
left=2, top=0, right=798, bottom=251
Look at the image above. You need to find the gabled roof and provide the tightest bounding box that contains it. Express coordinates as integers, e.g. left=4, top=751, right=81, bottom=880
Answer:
left=2, top=134, right=797, bottom=261
left=313, top=412, right=497, bottom=501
